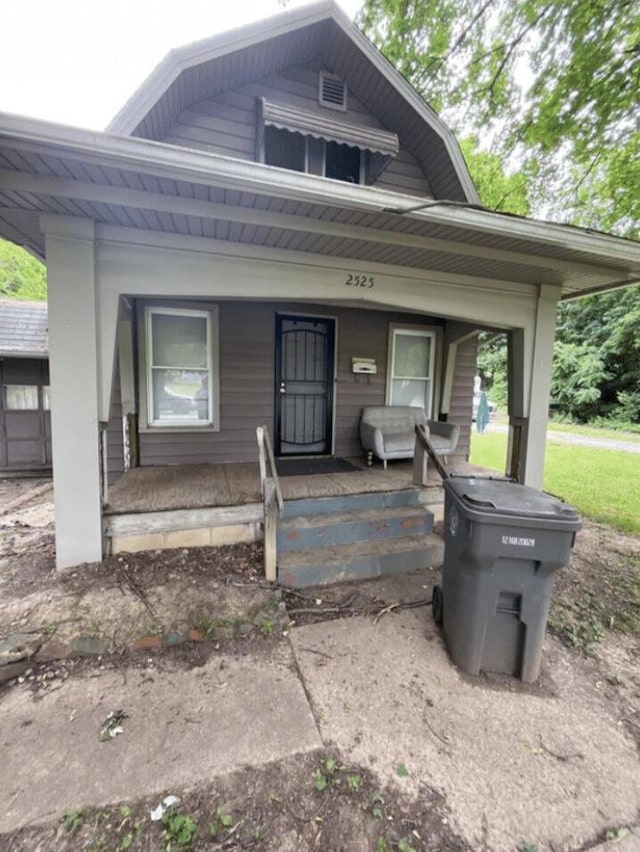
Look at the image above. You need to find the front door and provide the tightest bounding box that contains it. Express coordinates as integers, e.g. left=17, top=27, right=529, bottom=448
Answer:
left=275, top=314, right=335, bottom=456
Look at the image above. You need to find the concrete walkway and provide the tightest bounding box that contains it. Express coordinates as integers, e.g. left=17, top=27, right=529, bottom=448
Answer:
left=290, top=607, right=640, bottom=852
left=1, top=646, right=322, bottom=833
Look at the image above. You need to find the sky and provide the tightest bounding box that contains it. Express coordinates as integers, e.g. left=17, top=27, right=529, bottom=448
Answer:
left=0, top=0, right=362, bottom=132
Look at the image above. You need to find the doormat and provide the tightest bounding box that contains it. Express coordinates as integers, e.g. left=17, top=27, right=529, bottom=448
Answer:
left=275, top=457, right=362, bottom=477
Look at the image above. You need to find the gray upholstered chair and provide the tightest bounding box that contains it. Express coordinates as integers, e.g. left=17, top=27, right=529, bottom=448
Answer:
left=359, top=406, right=460, bottom=468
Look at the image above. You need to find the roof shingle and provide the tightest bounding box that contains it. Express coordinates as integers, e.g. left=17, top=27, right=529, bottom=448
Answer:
left=0, top=300, right=48, bottom=357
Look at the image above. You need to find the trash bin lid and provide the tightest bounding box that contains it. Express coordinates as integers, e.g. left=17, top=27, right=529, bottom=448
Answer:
left=445, top=477, right=579, bottom=522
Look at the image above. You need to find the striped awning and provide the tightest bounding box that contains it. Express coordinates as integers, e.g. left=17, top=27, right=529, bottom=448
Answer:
left=260, top=98, right=399, bottom=157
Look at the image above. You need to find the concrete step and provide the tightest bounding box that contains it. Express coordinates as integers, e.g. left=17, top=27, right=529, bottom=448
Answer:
left=281, top=488, right=421, bottom=520
left=278, top=533, right=444, bottom=588
left=277, top=506, right=433, bottom=552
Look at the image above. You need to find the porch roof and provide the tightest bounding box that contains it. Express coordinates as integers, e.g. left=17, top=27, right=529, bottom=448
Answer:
left=0, top=112, right=639, bottom=301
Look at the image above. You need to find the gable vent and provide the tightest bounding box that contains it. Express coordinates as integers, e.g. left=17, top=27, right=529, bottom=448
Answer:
left=319, top=72, right=347, bottom=111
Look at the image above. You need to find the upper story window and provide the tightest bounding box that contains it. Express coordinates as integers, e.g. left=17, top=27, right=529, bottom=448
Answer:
left=258, top=98, right=399, bottom=186
left=264, top=126, right=306, bottom=172
left=326, top=141, right=360, bottom=183
left=264, top=126, right=306, bottom=173
left=264, top=127, right=363, bottom=184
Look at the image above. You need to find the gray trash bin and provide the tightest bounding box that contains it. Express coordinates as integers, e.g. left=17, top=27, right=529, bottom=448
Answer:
left=433, top=477, right=580, bottom=683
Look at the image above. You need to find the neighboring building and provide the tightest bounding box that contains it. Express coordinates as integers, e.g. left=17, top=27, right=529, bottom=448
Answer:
left=0, top=300, right=50, bottom=471
left=0, top=1, right=638, bottom=570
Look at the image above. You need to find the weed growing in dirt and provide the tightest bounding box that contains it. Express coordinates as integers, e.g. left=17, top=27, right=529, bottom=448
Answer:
left=10, top=754, right=471, bottom=851
left=207, top=806, right=233, bottom=837
left=61, top=809, right=84, bottom=835
left=161, top=810, right=198, bottom=850
left=260, top=619, right=275, bottom=636
left=549, top=553, right=640, bottom=653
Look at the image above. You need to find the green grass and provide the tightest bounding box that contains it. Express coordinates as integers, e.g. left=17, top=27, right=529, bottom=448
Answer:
left=470, top=430, right=640, bottom=534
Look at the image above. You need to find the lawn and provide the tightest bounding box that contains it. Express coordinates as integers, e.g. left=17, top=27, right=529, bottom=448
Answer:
left=470, top=430, right=640, bottom=534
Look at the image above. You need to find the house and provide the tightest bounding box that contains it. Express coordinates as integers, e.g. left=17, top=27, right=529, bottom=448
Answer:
left=0, top=300, right=50, bottom=471
left=0, top=1, right=639, bottom=575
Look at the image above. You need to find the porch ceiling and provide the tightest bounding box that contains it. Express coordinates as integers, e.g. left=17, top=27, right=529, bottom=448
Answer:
left=0, top=116, right=639, bottom=300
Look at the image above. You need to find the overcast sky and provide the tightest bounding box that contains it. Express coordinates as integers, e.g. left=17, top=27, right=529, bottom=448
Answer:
left=0, top=0, right=362, bottom=131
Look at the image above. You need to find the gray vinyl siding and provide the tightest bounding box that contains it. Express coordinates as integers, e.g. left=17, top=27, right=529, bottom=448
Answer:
left=160, top=65, right=433, bottom=198
left=137, top=301, right=458, bottom=467
left=449, top=335, right=478, bottom=460
left=106, top=362, right=124, bottom=485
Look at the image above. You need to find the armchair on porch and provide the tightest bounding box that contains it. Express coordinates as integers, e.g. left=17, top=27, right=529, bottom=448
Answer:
left=359, top=406, right=460, bottom=469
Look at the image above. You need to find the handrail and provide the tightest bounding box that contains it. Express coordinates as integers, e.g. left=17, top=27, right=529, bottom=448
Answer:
left=256, top=425, right=284, bottom=511
left=414, top=423, right=449, bottom=483
left=256, top=425, right=284, bottom=583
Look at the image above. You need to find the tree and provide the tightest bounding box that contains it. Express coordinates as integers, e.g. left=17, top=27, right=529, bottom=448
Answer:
left=556, top=286, right=640, bottom=422
left=459, top=138, right=530, bottom=216
left=0, top=238, right=47, bottom=300
left=359, top=0, right=640, bottom=238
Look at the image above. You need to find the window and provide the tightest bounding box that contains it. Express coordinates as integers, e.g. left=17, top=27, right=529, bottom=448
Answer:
left=264, top=126, right=306, bottom=172
left=263, top=126, right=363, bottom=185
left=5, top=385, right=39, bottom=410
left=325, top=141, right=361, bottom=183
left=145, top=307, right=218, bottom=428
left=42, top=386, right=51, bottom=410
left=387, top=328, right=436, bottom=415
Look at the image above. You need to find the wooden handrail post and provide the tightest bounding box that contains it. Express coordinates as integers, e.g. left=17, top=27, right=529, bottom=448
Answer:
left=413, top=428, right=428, bottom=486
left=414, top=424, right=450, bottom=483
left=256, top=424, right=283, bottom=582
left=263, top=477, right=277, bottom=582
left=256, top=426, right=267, bottom=493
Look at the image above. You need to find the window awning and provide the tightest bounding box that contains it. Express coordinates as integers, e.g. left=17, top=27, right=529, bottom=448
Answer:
left=260, top=98, right=399, bottom=158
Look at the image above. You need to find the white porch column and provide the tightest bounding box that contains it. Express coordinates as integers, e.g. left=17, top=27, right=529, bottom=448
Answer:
left=508, top=284, right=560, bottom=489
left=44, top=217, right=103, bottom=569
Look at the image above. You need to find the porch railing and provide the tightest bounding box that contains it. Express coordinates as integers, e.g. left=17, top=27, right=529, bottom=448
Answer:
left=256, top=425, right=284, bottom=582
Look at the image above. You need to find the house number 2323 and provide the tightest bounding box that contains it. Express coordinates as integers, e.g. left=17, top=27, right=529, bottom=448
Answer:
left=345, top=274, right=375, bottom=288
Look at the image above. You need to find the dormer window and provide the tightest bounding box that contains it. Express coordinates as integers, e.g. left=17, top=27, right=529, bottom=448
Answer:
left=257, top=98, right=399, bottom=185
left=319, top=72, right=347, bottom=111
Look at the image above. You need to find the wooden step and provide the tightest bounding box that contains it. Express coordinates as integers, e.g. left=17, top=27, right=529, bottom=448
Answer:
left=281, top=488, right=421, bottom=519
left=277, top=505, right=433, bottom=552
left=278, top=533, right=444, bottom=588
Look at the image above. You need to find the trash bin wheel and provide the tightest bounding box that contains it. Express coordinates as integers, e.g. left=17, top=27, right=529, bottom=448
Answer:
left=432, top=584, right=443, bottom=626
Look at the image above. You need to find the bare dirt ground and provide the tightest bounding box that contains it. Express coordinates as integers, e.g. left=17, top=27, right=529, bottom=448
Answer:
left=1, top=479, right=639, bottom=850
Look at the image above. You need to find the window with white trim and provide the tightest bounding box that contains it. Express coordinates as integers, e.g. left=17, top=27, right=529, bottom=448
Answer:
left=145, top=306, right=218, bottom=428
left=386, top=328, right=436, bottom=415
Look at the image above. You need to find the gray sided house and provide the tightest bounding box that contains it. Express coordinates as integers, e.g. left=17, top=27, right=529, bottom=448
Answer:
left=0, top=1, right=639, bottom=574
left=0, top=300, right=51, bottom=471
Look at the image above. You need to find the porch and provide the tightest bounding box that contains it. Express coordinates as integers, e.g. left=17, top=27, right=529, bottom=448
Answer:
left=103, top=457, right=487, bottom=585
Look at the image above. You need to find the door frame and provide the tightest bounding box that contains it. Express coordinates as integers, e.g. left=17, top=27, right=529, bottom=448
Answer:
left=274, top=311, right=337, bottom=457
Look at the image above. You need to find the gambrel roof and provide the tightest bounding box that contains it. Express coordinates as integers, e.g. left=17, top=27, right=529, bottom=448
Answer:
left=107, top=0, right=479, bottom=204
left=0, top=5, right=638, bottom=299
